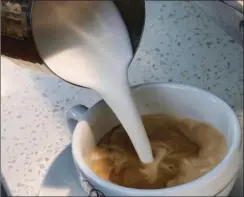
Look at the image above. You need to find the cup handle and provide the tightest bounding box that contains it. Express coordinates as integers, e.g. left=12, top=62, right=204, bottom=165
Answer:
left=66, top=104, right=88, bottom=134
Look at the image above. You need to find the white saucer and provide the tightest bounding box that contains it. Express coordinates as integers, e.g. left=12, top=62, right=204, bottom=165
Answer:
left=39, top=145, right=86, bottom=196
left=39, top=145, right=243, bottom=196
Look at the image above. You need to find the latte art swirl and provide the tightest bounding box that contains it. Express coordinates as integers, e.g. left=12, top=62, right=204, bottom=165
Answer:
left=88, top=115, right=227, bottom=189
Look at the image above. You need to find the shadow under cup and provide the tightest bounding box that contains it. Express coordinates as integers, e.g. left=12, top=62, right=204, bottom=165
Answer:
left=71, top=83, right=241, bottom=196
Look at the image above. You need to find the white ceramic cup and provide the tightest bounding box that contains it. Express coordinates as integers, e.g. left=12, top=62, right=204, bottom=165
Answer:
left=66, top=83, right=242, bottom=196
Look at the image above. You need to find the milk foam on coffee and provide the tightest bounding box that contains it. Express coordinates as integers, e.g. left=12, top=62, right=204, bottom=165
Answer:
left=88, top=115, right=227, bottom=189
left=42, top=1, right=153, bottom=163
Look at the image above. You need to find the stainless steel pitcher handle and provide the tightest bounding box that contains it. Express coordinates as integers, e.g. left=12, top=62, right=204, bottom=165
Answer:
left=1, top=0, right=32, bottom=40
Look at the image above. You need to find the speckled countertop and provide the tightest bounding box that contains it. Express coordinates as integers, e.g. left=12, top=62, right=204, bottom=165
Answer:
left=1, top=1, right=243, bottom=196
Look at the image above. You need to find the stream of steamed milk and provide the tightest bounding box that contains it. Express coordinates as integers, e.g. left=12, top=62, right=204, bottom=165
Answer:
left=41, top=1, right=153, bottom=163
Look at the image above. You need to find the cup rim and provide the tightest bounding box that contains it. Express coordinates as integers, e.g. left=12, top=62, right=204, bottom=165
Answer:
left=72, top=82, right=241, bottom=195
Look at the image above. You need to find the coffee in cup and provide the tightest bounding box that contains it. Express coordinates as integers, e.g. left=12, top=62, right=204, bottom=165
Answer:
left=87, top=114, right=227, bottom=189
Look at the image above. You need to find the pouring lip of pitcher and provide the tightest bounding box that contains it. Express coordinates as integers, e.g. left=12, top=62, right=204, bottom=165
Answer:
left=72, top=83, right=241, bottom=195
left=30, top=0, right=146, bottom=88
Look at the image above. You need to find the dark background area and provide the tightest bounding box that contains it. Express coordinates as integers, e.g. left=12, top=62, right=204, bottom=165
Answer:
left=1, top=184, right=8, bottom=197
